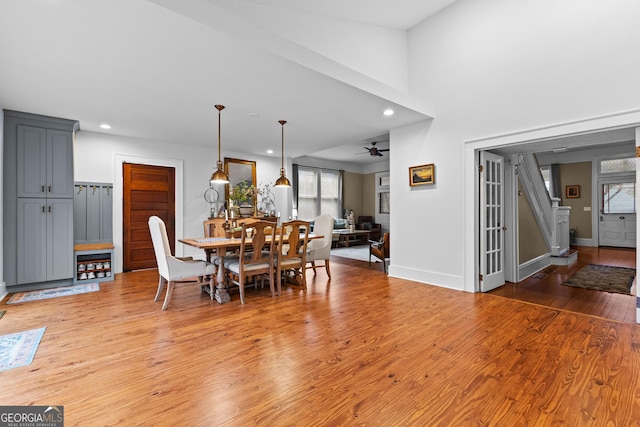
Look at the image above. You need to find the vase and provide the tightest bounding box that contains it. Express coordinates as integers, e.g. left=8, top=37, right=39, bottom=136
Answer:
left=239, top=204, right=254, bottom=218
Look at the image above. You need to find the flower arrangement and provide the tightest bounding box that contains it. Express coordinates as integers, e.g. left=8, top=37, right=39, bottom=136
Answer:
left=346, top=211, right=354, bottom=225
left=229, top=182, right=274, bottom=206
left=229, top=181, right=255, bottom=205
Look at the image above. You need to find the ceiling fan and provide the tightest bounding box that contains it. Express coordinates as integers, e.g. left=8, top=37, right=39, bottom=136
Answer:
left=364, top=141, right=389, bottom=157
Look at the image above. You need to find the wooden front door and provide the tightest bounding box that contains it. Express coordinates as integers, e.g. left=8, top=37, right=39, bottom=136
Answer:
left=123, top=163, right=175, bottom=271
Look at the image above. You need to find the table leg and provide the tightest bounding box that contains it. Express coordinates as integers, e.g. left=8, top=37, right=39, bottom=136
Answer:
left=213, top=250, right=231, bottom=304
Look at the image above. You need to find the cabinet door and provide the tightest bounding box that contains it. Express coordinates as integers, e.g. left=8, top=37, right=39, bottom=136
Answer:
left=47, top=198, right=74, bottom=280
left=17, top=126, right=73, bottom=199
left=17, top=198, right=48, bottom=284
left=47, top=129, right=74, bottom=198
left=17, top=125, right=47, bottom=198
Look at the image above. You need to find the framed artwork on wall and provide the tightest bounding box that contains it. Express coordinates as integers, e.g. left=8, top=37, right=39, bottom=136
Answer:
left=409, top=163, right=435, bottom=186
left=566, top=185, right=580, bottom=198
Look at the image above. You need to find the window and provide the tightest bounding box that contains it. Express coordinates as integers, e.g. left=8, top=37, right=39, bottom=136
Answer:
left=602, top=182, right=636, bottom=214
left=539, top=166, right=551, bottom=195
left=295, top=166, right=342, bottom=220
left=600, top=157, right=635, bottom=174
left=379, top=192, right=390, bottom=214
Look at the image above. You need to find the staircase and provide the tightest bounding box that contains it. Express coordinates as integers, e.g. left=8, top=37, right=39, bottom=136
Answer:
left=517, top=153, right=577, bottom=266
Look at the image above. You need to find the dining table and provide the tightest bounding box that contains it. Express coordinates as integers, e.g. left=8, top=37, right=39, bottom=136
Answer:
left=180, top=232, right=323, bottom=304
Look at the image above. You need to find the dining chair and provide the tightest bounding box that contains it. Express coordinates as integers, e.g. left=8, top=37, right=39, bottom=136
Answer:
left=224, top=220, right=277, bottom=304
left=369, top=232, right=390, bottom=274
left=274, top=220, right=311, bottom=296
left=203, top=218, right=227, bottom=238
left=306, top=214, right=334, bottom=278
left=148, top=216, right=216, bottom=310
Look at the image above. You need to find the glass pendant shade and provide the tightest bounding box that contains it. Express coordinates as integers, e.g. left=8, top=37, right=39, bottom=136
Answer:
left=275, top=120, right=291, bottom=187
left=210, top=104, right=229, bottom=185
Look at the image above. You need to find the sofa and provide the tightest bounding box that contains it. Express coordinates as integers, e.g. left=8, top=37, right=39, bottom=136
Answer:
left=356, top=216, right=381, bottom=241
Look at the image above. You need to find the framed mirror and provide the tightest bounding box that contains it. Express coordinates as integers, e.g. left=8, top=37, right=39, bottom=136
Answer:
left=224, top=157, right=257, bottom=206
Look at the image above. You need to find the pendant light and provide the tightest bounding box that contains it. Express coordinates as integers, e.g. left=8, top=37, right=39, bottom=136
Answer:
left=275, top=120, right=291, bottom=187
left=210, top=104, right=229, bottom=184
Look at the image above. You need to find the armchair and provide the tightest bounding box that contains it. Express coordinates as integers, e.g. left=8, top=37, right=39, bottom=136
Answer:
left=357, top=216, right=381, bottom=241
left=369, top=232, right=390, bottom=274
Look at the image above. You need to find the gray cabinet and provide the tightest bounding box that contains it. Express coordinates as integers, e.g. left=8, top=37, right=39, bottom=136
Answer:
left=3, top=110, right=78, bottom=290
left=17, top=125, right=74, bottom=199
left=74, top=182, right=113, bottom=243
left=17, top=198, right=74, bottom=284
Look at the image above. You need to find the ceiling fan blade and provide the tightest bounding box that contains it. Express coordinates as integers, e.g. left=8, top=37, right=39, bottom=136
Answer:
left=377, top=152, right=383, bottom=157
left=378, top=149, right=390, bottom=152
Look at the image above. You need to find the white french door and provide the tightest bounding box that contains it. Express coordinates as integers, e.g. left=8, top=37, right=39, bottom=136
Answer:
left=480, top=151, right=505, bottom=292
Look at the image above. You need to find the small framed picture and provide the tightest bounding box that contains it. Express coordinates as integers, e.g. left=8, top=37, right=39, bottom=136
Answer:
left=566, top=185, right=580, bottom=198
left=409, top=163, right=435, bottom=186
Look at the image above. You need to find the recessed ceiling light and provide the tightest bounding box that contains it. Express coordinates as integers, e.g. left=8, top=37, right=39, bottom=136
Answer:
left=100, top=123, right=111, bottom=129
left=266, top=149, right=274, bottom=154
left=383, top=109, right=394, bottom=116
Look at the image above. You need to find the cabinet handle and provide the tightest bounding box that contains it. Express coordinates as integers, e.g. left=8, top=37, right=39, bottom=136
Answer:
left=48, top=205, right=52, bottom=213
left=41, top=185, right=45, bottom=193
left=48, top=185, right=52, bottom=193
left=42, top=205, right=45, bottom=213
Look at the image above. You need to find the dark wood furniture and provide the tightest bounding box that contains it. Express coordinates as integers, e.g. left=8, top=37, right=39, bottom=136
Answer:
left=369, top=232, right=390, bottom=273
left=357, top=215, right=381, bottom=241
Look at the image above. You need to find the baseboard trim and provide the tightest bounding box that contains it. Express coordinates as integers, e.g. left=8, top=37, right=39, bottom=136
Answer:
left=0, top=281, right=6, bottom=302
left=519, top=253, right=551, bottom=281
left=389, top=265, right=465, bottom=292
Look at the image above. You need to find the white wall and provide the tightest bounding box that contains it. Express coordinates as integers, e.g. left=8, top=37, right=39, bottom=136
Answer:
left=75, top=131, right=284, bottom=268
left=0, top=108, right=5, bottom=300
left=213, top=1, right=409, bottom=93
left=390, top=0, right=640, bottom=291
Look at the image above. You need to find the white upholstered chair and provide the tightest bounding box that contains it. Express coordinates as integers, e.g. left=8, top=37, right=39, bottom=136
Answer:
left=306, top=214, right=334, bottom=278
left=148, top=215, right=216, bottom=310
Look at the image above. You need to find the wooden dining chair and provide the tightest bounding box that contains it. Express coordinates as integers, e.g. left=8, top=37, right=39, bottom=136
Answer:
left=148, top=216, right=216, bottom=310
left=224, top=220, right=277, bottom=304
left=274, top=220, right=311, bottom=296
left=203, top=218, right=227, bottom=238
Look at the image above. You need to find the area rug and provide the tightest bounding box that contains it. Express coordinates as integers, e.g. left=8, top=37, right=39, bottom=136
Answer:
left=563, top=264, right=635, bottom=295
left=331, top=246, right=379, bottom=263
left=6, top=283, right=99, bottom=304
left=0, top=327, right=46, bottom=371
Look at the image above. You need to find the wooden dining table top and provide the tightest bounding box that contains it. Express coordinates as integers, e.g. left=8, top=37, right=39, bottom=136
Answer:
left=179, top=233, right=323, bottom=250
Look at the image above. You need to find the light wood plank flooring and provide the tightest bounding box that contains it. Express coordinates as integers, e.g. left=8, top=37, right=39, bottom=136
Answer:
left=489, top=246, right=637, bottom=324
left=1, top=254, right=639, bottom=425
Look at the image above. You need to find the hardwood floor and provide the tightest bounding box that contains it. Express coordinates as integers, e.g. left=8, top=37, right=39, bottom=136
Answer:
left=489, top=246, right=638, bottom=324
left=1, top=254, right=639, bottom=425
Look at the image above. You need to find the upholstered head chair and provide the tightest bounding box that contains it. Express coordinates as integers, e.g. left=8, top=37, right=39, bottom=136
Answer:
left=306, top=214, right=334, bottom=278
left=148, top=215, right=216, bottom=310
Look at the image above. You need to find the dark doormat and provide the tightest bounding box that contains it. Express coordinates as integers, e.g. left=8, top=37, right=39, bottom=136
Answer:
left=563, top=264, right=635, bottom=295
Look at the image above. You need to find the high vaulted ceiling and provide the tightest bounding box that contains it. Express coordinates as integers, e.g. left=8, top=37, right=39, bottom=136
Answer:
left=0, top=0, right=457, bottom=165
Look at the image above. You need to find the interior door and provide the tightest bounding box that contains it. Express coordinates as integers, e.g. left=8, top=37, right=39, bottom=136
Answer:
left=480, top=151, right=505, bottom=291
left=123, top=163, right=175, bottom=271
left=599, top=179, right=636, bottom=248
